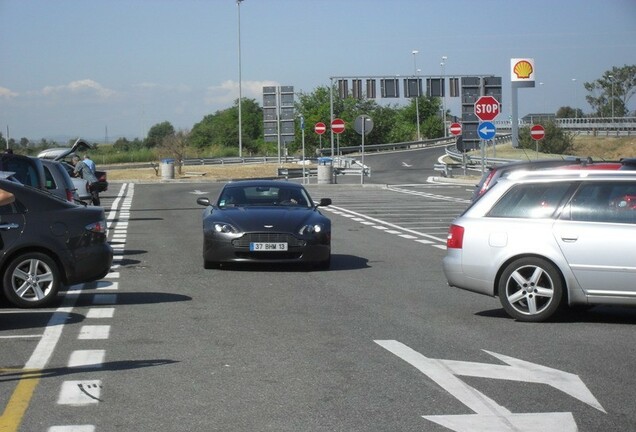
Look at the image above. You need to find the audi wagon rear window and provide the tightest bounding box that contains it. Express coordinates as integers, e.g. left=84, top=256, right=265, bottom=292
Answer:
left=487, top=182, right=572, bottom=219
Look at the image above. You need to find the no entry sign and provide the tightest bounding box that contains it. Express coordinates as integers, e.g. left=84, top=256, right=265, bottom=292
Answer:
left=449, top=122, right=462, bottom=136
left=331, top=118, right=345, bottom=134
left=314, top=122, right=326, bottom=135
left=474, top=96, right=501, bottom=122
left=530, top=124, right=545, bottom=140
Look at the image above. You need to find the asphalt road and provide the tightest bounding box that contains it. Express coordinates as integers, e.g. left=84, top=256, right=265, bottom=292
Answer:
left=1, top=148, right=635, bottom=432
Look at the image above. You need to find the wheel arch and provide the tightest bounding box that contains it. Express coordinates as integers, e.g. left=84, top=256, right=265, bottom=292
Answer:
left=0, top=246, right=68, bottom=285
left=493, top=253, right=568, bottom=300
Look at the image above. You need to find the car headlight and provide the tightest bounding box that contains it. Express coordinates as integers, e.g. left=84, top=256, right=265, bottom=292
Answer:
left=213, top=222, right=239, bottom=234
left=299, top=224, right=323, bottom=235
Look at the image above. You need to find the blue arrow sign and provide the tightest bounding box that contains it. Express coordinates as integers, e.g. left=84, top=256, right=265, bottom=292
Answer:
left=478, top=121, right=497, bottom=140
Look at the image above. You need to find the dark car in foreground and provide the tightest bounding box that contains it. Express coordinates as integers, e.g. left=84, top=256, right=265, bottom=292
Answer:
left=196, top=180, right=332, bottom=269
left=443, top=170, right=636, bottom=322
left=0, top=179, right=112, bottom=307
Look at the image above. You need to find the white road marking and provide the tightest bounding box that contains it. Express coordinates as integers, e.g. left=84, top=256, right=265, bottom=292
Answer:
left=86, top=308, right=115, bottom=319
left=57, top=380, right=102, bottom=406
left=78, top=325, right=110, bottom=340
left=49, top=425, right=96, bottom=431
left=0, top=334, right=42, bottom=339
left=375, top=340, right=604, bottom=432
left=92, top=294, right=118, bottom=305
left=96, top=280, right=119, bottom=290
left=24, top=291, right=81, bottom=370
left=68, top=350, right=105, bottom=368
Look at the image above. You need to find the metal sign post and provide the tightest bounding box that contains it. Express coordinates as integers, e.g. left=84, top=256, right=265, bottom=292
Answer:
left=354, top=115, right=373, bottom=184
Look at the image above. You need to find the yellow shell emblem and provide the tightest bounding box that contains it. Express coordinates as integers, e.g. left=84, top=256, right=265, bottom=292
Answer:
left=513, top=60, right=533, bottom=79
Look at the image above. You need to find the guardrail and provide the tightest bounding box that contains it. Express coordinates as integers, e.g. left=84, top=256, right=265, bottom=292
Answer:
left=182, top=156, right=294, bottom=166
left=316, top=136, right=454, bottom=156
left=277, top=166, right=370, bottom=179
left=495, top=117, right=636, bottom=135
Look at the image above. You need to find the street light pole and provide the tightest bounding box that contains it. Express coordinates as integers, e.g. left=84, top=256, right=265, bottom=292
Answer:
left=608, top=74, right=615, bottom=120
left=571, top=78, right=577, bottom=119
left=441, top=56, right=447, bottom=137
left=237, top=0, right=244, bottom=158
left=412, top=50, right=421, bottom=141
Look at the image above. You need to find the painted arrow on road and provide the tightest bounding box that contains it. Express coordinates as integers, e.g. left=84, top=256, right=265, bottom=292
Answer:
left=375, top=340, right=605, bottom=432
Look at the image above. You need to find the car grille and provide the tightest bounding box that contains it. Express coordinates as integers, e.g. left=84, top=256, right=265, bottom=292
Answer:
left=232, top=233, right=306, bottom=248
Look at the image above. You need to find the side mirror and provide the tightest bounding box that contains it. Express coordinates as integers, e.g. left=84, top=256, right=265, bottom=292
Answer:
left=196, top=197, right=211, bottom=207
left=318, top=198, right=332, bottom=207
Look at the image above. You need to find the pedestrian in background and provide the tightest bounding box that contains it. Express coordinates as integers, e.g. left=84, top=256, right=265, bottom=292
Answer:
left=72, top=155, right=100, bottom=205
left=83, top=154, right=96, bottom=173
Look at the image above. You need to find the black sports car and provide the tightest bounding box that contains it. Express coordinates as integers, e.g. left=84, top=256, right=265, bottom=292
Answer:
left=196, top=180, right=332, bottom=269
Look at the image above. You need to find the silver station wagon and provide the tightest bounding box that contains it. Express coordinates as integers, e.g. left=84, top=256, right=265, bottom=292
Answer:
left=443, top=170, right=636, bottom=322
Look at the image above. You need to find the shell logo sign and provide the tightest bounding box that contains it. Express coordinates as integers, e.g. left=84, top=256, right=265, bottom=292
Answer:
left=511, top=58, right=535, bottom=82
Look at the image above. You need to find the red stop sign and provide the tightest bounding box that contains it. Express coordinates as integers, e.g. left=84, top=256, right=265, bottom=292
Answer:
left=331, top=118, right=345, bottom=134
left=314, top=122, right=326, bottom=135
left=474, top=96, right=501, bottom=121
left=530, top=124, right=545, bottom=140
left=449, top=122, right=462, bottom=136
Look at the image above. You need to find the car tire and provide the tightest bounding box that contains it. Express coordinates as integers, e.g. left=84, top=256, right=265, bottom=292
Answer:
left=3, top=252, right=61, bottom=308
left=498, top=257, right=564, bottom=322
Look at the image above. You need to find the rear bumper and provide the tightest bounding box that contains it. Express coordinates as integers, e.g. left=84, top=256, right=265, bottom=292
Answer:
left=442, top=251, right=494, bottom=296
left=64, top=243, right=113, bottom=284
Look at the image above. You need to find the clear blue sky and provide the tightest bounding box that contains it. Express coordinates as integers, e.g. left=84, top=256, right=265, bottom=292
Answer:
left=1, top=0, right=635, bottom=141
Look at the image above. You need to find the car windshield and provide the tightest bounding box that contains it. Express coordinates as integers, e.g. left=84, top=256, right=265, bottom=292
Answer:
left=218, top=186, right=311, bottom=208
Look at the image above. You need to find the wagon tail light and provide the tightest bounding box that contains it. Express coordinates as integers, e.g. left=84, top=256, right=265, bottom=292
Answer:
left=86, top=219, right=107, bottom=234
left=447, top=224, right=464, bottom=249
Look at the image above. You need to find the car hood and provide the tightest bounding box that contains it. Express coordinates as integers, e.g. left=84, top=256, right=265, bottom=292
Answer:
left=217, top=207, right=321, bottom=232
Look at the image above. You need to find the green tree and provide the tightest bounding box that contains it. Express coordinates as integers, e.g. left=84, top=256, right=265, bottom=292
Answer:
left=518, top=120, right=574, bottom=154
left=145, top=121, right=175, bottom=148
left=584, top=65, right=635, bottom=118
left=556, top=106, right=584, bottom=118
left=190, top=98, right=262, bottom=155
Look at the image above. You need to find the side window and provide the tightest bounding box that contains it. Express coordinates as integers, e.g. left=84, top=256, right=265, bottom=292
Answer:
left=565, top=181, right=636, bottom=224
left=488, top=182, right=572, bottom=219
left=1, top=158, right=39, bottom=188
left=44, top=166, right=56, bottom=189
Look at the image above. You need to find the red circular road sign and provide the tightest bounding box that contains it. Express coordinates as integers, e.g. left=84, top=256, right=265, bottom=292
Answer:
left=314, top=122, right=326, bottom=135
left=474, top=96, right=501, bottom=121
left=449, top=122, right=462, bottom=136
left=331, top=118, right=345, bottom=134
left=530, top=124, right=545, bottom=140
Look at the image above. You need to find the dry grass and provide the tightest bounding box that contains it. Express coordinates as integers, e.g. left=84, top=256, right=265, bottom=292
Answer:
left=571, top=135, right=636, bottom=160
left=106, top=162, right=301, bottom=182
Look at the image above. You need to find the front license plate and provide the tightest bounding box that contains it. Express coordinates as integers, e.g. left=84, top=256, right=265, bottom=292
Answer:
left=250, top=242, right=288, bottom=251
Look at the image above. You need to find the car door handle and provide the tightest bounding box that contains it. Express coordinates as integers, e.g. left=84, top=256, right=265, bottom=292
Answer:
left=0, top=223, right=19, bottom=231
left=560, top=234, right=579, bottom=242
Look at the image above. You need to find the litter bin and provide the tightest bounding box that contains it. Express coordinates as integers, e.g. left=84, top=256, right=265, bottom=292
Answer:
left=161, top=159, right=175, bottom=180
left=317, top=157, right=333, bottom=185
